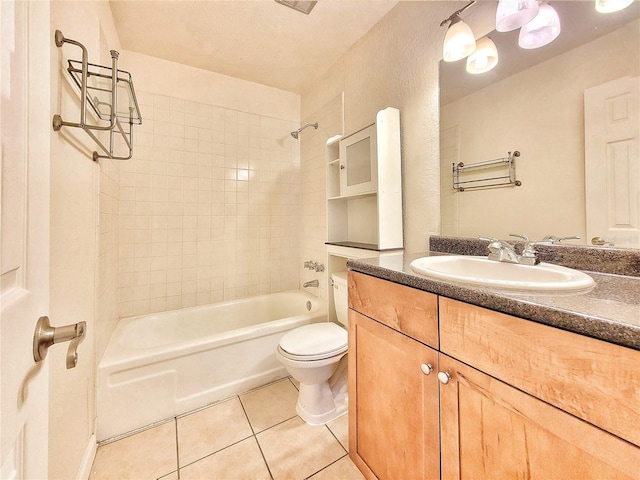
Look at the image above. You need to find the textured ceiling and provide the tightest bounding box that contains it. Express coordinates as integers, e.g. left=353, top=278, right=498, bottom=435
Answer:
left=109, top=0, right=399, bottom=94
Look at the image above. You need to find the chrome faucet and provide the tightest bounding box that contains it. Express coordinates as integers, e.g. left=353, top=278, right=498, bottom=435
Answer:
left=479, top=236, right=521, bottom=264
left=480, top=233, right=551, bottom=266
left=303, top=279, right=319, bottom=288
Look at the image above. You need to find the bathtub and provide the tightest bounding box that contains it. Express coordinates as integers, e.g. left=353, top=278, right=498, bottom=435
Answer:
left=96, top=291, right=326, bottom=441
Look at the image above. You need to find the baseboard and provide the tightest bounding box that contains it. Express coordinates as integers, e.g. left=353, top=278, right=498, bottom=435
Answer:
left=75, top=434, right=97, bottom=480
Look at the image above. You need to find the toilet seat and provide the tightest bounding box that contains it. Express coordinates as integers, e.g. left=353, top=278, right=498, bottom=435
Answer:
left=278, top=323, right=347, bottom=361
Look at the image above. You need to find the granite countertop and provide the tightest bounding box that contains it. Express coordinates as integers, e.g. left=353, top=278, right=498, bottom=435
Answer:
left=347, top=249, right=640, bottom=352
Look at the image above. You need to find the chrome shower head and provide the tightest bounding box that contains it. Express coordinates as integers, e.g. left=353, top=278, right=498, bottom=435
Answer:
left=291, top=122, right=318, bottom=139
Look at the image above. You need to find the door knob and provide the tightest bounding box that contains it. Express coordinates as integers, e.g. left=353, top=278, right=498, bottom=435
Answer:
left=591, top=236, right=614, bottom=246
left=438, top=371, right=451, bottom=384
left=33, top=316, right=86, bottom=369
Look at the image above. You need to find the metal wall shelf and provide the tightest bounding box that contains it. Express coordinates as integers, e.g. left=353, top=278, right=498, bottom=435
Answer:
left=52, top=30, right=142, bottom=162
left=453, top=150, right=522, bottom=191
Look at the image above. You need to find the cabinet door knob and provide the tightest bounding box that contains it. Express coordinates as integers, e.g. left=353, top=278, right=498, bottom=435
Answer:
left=420, top=363, right=433, bottom=375
left=437, top=371, right=451, bottom=384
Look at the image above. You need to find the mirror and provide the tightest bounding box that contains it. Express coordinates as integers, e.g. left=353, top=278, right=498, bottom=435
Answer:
left=439, top=1, right=640, bottom=248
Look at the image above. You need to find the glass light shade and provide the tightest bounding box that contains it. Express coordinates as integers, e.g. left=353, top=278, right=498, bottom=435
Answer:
left=443, top=16, right=476, bottom=62
left=518, top=3, right=561, bottom=49
left=496, top=0, right=540, bottom=32
left=466, top=37, right=499, bottom=74
left=595, top=0, right=634, bottom=13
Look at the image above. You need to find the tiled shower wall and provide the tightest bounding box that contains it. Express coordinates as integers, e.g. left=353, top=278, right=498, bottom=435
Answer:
left=118, top=91, right=301, bottom=317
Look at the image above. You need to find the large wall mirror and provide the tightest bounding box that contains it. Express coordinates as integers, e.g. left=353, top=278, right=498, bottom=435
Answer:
left=439, top=1, right=639, bottom=249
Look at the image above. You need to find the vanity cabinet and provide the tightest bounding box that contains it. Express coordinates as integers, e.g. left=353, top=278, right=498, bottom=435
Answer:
left=348, top=271, right=640, bottom=480
left=348, top=271, right=440, bottom=479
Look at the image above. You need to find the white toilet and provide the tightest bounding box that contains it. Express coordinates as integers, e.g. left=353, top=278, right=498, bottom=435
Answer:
left=276, top=271, right=349, bottom=425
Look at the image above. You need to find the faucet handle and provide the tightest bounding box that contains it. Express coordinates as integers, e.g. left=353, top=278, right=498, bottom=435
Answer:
left=509, top=233, right=530, bottom=243
left=543, top=235, right=581, bottom=245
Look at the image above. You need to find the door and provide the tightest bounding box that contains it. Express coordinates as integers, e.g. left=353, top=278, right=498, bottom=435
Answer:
left=1, top=1, right=51, bottom=478
left=439, top=355, right=640, bottom=480
left=348, top=310, right=440, bottom=480
left=585, top=76, right=640, bottom=248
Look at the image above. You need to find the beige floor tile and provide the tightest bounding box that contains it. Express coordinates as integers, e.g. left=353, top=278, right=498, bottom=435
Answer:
left=257, top=416, right=346, bottom=480
left=308, top=455, right=366, bottom=480
left=327, top=413, right=349, bottom=450
left=89, top=422, right=177, bottom=480
left=177, top=397, right=253, bottom=467
left=240, top=378, right=298, bottom=432
left=179, top=437, right=271, bottom=480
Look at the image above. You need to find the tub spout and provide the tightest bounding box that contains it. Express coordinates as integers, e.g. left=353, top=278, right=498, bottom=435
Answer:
left=303, top=279, right=319, bottom=288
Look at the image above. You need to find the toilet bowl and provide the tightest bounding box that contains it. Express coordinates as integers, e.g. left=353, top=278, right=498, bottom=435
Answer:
left=276, top=271, right=349, bottom=425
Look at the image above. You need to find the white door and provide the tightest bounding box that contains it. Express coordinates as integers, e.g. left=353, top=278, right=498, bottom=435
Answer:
left=1, top=1, right=51, bottom=478
left=585, top=76, right=640, bottom=248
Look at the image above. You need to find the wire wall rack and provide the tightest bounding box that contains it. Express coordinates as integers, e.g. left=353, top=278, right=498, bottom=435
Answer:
left=52, top=30, right=142, bottom=162
left=452, top=150, right=522, bottom=192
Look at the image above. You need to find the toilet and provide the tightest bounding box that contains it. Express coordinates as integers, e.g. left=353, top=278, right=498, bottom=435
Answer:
left=276, top=271, right=349, bottom=425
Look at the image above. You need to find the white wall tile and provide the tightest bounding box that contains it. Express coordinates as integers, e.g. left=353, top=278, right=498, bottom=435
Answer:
left=118, top=91, right=301, bottom=317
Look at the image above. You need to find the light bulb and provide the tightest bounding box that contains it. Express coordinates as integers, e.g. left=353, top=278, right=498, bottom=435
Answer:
left=496, top=0, right=540, bottom=32
left=595, top=0, right=634, bottom=13
left=466, top=37, right=499, bottom=74
left=519, top=3, right=561, bottom=49
left=443, top=15, right=476, bottom=62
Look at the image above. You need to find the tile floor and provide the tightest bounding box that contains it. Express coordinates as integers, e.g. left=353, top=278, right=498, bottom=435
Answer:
left=89, top=378, right=365, bottom=480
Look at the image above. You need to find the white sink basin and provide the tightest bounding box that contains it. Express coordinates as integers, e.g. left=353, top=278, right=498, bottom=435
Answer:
left=410, top=255, right=595, bottom=292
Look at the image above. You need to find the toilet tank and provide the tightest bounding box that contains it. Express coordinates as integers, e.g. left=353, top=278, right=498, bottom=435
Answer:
left=331, top=272, right=349, bottom=326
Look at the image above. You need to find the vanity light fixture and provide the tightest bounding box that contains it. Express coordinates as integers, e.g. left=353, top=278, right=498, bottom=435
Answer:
left=518, top=2, right=561, bottom=49
left=595, top=0, right=634, bottom=13
left=496, top=0, right=540, bottom=32
left=466, top=37, right=499, bottom=74
left=441, top=1, right=477, bottom=62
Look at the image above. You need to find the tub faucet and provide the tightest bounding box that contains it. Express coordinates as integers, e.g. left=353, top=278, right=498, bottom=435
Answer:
left=303, top=279, right=319, bottom=288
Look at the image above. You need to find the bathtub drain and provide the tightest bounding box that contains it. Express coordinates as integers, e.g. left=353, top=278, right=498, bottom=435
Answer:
left=306, top=301, right=312, bottom=311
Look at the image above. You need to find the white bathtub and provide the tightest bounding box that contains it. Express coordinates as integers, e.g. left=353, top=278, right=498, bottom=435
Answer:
left=97, top=291, right=326, bottom=441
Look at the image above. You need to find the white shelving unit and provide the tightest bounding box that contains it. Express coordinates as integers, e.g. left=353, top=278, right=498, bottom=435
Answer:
left=325, top=107, right=403, bottom=321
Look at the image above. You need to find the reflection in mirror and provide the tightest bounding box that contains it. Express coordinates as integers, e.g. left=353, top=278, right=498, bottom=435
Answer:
left=439, top=1, right=639, bottom=249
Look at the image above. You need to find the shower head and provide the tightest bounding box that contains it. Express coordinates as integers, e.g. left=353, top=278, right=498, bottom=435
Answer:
left=291, top=122, right=318, bottom=139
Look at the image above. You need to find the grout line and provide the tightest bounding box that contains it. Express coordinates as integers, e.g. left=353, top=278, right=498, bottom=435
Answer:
left=286, top=376, right=300, bottom=391
left=325, top=419, right=348, bottom=454
left=304, top=453, right=350, bottom=480
left=238, top=394, right=256, bottom=436
left=173, top=417, right=181, bottom=479
left=177, top=435, right=256, bottom=472
left=253, top=436, right=275, bottom=480
left=98, top=416, right=175, bottom=446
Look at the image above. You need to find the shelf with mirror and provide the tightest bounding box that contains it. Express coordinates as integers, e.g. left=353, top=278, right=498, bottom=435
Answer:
left=325, top=107, right=403, bottom=254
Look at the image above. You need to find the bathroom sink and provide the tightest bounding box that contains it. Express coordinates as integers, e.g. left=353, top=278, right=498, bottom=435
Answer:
left=409, top=255, right=595, bottom=292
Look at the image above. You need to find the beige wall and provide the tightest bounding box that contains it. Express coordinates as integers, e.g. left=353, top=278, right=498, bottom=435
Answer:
left=301, top=2, right=458, bottom=254
left=440, top=18, right=640, bottom=242
left=50, top=1, right=123, bottom=478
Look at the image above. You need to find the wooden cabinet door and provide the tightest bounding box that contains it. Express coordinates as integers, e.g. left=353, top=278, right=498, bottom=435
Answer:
left=439, top=354, right=640, bottom=480
left=348, top=310, right=440, bottom=480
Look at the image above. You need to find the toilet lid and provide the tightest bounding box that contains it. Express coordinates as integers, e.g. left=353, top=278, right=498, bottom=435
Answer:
left=279, top=323, right=347, bottom=359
